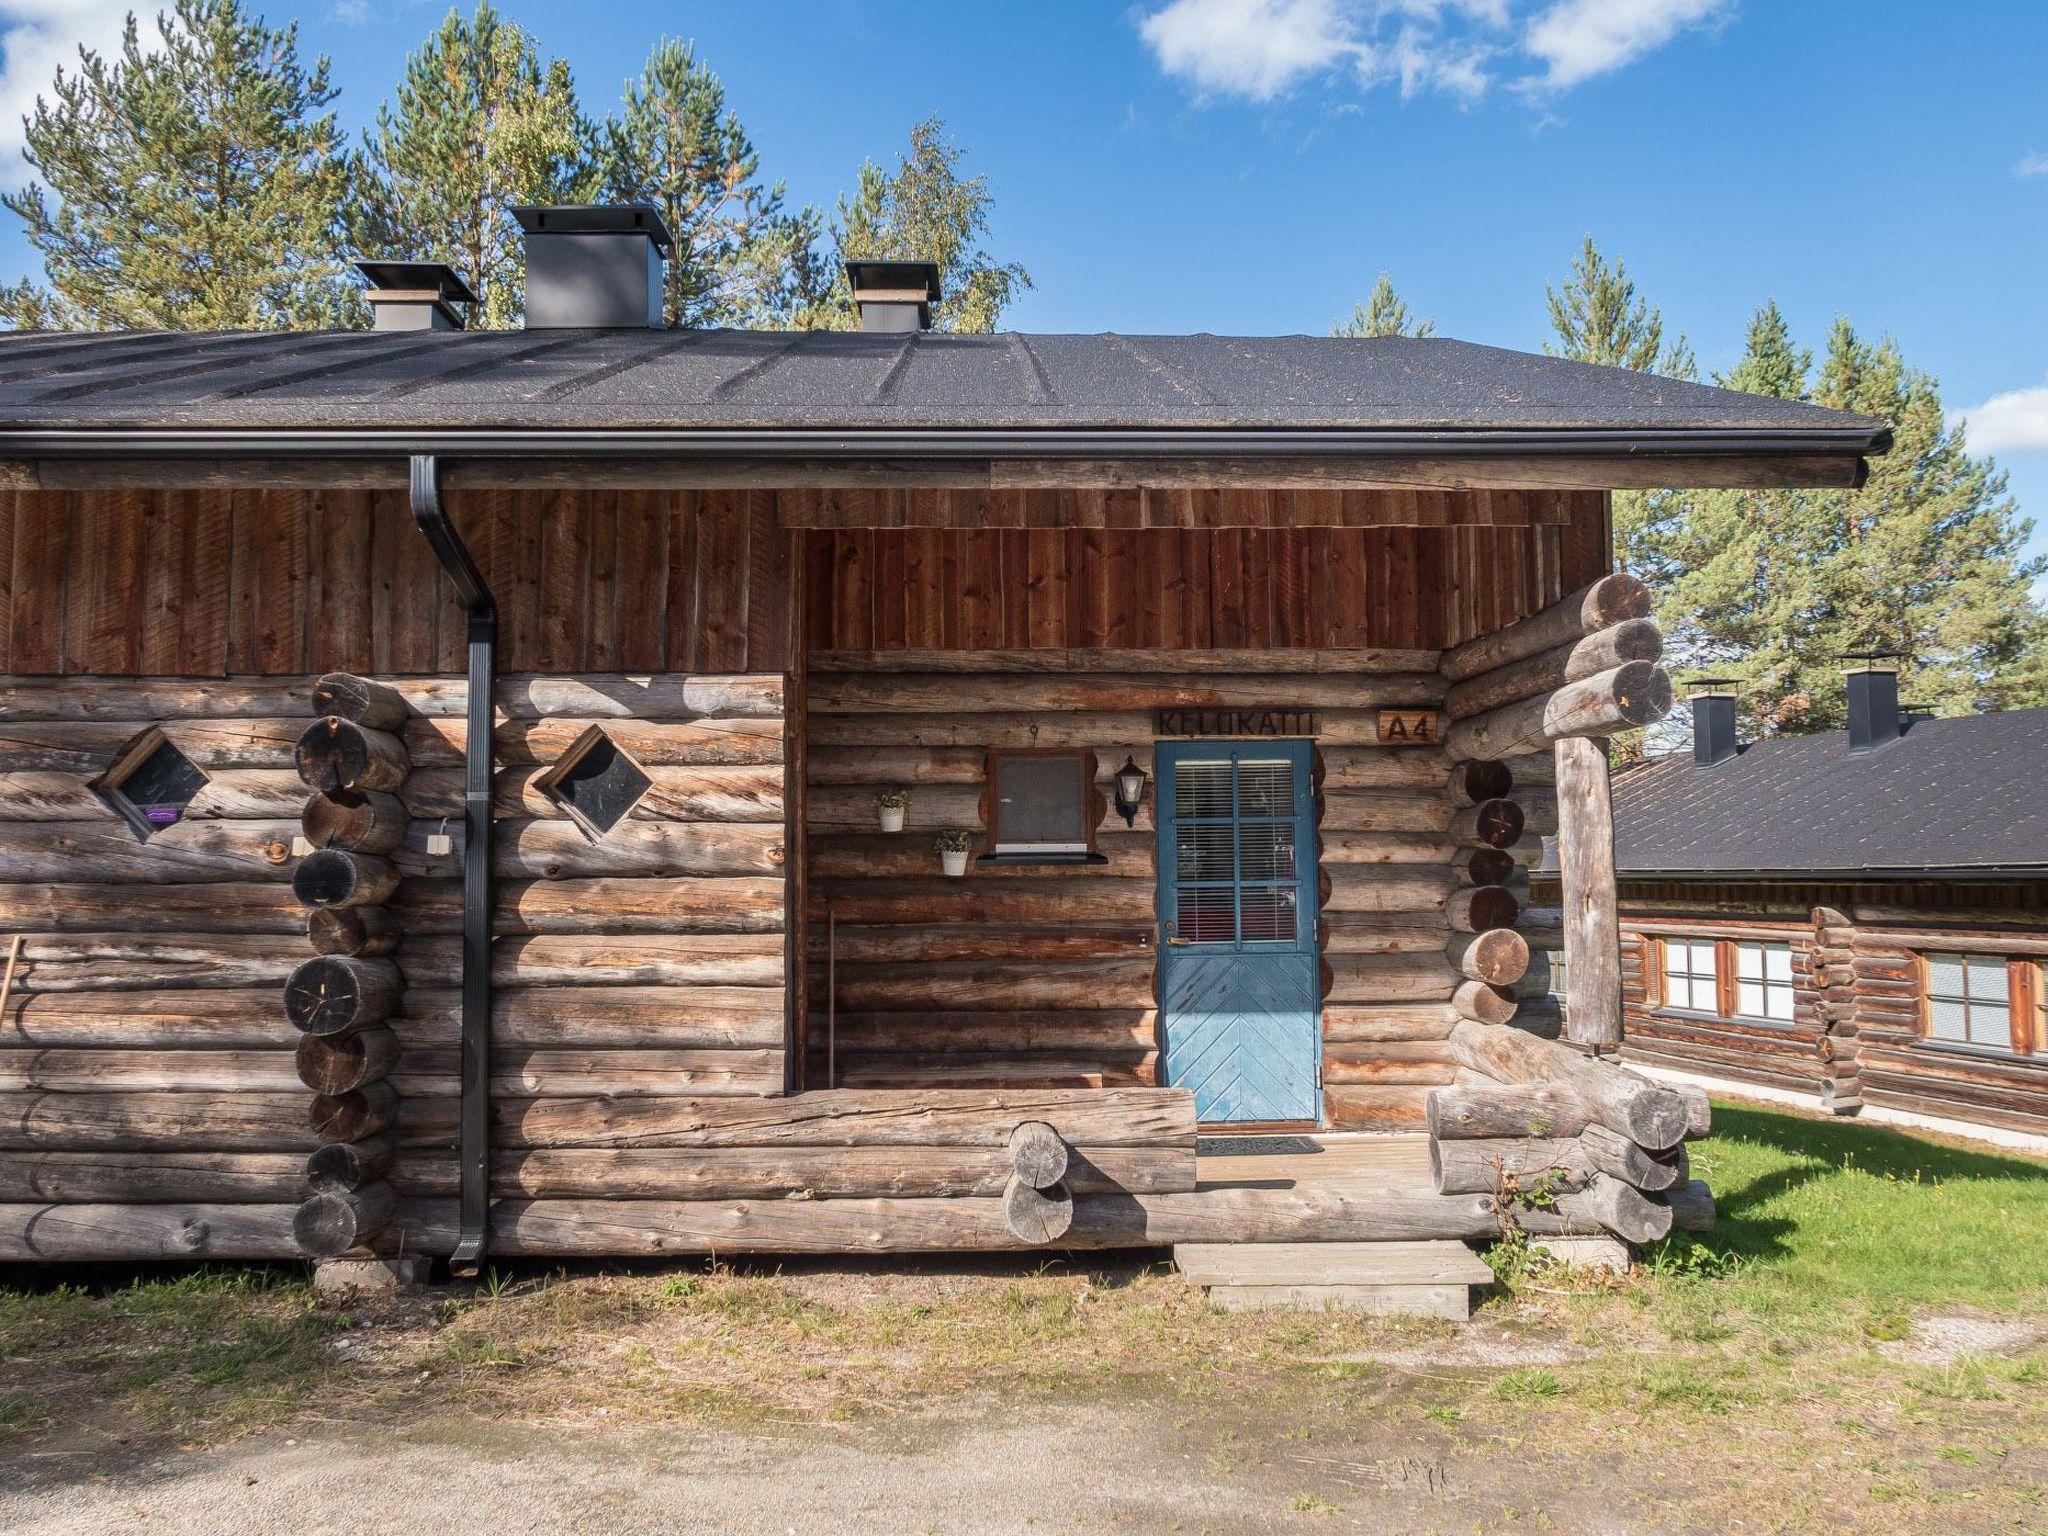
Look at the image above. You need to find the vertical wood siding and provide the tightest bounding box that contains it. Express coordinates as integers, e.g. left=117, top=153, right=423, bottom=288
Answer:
left=0, top=488, right=798, bottom=677
left=805, top=523, right=1603, bottom=655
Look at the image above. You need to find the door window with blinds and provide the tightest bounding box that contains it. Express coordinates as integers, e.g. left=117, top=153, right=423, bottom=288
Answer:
left=984, top=750, right=1100, bottom=861
left=1923, top=953, right=2040, bottom=1055
left=1168, top=748, right=1309, bottom=947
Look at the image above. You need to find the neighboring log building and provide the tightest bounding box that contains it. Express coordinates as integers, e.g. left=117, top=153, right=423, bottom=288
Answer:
left=0, top=215, right=1891, bottom=1266
left=1541, top=675, right=2048, bottom=1141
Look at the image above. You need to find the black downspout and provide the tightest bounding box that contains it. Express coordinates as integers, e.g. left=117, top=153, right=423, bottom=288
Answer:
left=408, top=454, right=495, bottom=1273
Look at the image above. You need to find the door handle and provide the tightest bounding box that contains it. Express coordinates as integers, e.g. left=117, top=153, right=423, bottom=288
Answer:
left=1165, top=937, right=1191, bottom=946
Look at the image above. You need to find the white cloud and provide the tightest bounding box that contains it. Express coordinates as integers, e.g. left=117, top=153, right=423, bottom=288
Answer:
left=1137, top=0, right=1730, bottom=104
left=1138, top=0, right=1370, bottom=101
left=0, top=1, right=147, bottom=177
left=2016, top=150, right=2048, bottom=179
left=1521, top=0, right=1731, bottom=90
left=1958, top=379, right=2048, bottom=455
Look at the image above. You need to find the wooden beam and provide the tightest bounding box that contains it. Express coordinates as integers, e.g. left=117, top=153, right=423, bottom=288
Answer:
left=1554, top=735, right=1623, bottom=1050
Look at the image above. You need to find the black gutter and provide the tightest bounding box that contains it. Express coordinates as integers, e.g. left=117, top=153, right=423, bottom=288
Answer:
left=407, top=454, right=495, bottom=1274
left=0, top=423, right=1896, bottom=461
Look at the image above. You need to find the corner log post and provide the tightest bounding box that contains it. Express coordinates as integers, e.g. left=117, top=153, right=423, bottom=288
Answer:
left=1438, top=574, right=1672, bottom=1053
left=287, top=675, right=413, bottom=1262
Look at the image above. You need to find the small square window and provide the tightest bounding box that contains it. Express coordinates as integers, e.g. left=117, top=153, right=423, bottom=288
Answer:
left=985, top=750, right=1102, bottom=863
left=90, top=728, right=206, bottom=840
left=536, top=726, right=651, bottom=839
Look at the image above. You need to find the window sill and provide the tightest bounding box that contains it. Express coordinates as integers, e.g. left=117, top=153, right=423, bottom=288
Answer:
left=1652, top=1007, right=1799, bottom=1031
left=1912, top=1037, right=2041, bottom=1066
left=976, top=851, right=1107, bottom=866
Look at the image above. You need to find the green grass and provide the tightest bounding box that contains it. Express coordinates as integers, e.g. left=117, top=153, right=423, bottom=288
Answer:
left=0, top=1265, right=340, bottom=1442
left=1635, top=1103, right=2048, bottom=1320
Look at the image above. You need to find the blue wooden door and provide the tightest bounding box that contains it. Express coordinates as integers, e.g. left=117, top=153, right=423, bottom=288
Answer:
left=1157, top=740, right=1321, bottom=1125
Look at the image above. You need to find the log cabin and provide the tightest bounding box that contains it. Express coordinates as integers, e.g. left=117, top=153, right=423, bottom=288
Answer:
left=0, top=210, right=1892, bottom=1301
left=1545, top=673, right=2048, bottom=1146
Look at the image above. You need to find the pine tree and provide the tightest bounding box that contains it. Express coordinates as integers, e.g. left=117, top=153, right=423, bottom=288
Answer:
left=1544, top=236, right=1694, bottom=377
left=1544, top=238, right=1696, bottom=626
left=598, top=39, right=820, bottom=329
left=807, top=118, right=1029, bottom=333
left=1657, top=307, right=2048, bottom=739
left=0, top=0, right=354, bottom=330
left=351, top=3, right=597, bottom=329
left=1656, top=302, right=1826, bottom=735
left=1331, top=273, right=1433, bottom=338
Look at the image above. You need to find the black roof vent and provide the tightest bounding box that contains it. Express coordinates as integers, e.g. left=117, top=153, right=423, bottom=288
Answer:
left=513, top=204, right=675, bottom=329
left=1842, top=650, right=1905, bottom=754
left=1689, top=680, right=1740, bottom=767
left=844, top=259, right=941, bottom=333
left=353, top=260, right=475, bottom=332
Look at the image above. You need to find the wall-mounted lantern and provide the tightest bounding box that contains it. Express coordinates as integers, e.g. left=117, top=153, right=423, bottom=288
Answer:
left=1113, top=755, right=1149, bottom=827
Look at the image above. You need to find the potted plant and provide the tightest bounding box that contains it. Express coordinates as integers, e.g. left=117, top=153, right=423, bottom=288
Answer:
left=935, top=829, right=973, bottom=876
left=874, top=788, right=910, bottom=833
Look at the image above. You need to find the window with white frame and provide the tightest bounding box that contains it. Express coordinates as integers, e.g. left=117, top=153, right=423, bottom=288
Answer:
left=1735, top=941, right=1795, bottom=1023
left=1924, top=953, right=2017, bottom=1052
left=1661, top=938, right=1719, bottom=1013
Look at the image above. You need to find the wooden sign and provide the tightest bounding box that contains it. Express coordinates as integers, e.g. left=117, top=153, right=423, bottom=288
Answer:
left=1154, top=708, right=1320, bottom=739
left=1376, top=709, right=1440, bottom=746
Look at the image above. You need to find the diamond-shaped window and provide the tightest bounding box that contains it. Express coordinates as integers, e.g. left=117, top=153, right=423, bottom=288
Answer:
left=537, top=726, right=651, bottom=839
left=91, top=728, right=207, bottom=840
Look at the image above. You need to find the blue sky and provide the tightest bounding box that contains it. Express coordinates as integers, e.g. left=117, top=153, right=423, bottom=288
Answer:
left=0, top=0, right=2043, bottom=566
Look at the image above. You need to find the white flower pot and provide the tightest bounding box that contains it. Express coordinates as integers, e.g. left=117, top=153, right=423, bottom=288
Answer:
left=877, top=806, right=905, bottom=833
left=940, top=848, right=969, bottom=877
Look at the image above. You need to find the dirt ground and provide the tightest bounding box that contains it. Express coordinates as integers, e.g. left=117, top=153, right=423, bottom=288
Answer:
left=3, top=1254, right=2046, bottom=1535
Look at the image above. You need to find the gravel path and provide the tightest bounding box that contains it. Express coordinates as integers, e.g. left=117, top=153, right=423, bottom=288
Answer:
left=1, top=1408, right=1300, bottom=1536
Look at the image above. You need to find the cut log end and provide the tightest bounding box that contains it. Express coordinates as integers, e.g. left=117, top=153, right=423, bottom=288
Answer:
left=291, top=849, right=400, bottom=911
left=1008, top=1120, right=1070, bottom=1190
left=311, top=673, right=412, bottom=732
left=1002, top=1173, right=1075, bottom=1244
left=305, top=1132, right=397, bottom=1194
left=284, top=955, right=402, bottom=1037
left=306, top=905, right=401, bottom=958
left=293, top=1184, right=397, bottom=1257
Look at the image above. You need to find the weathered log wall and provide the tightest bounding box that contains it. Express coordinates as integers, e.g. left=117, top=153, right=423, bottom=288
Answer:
left=1595, top=878, right=2048, bottom=1134
left=0, top=669, right=793, bottom=1257
left=804, top=651, right=1463, bottom=1116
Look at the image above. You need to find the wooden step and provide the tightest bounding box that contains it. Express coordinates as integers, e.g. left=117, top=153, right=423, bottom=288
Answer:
left=1174, top=1239, right=1495, bottom=1320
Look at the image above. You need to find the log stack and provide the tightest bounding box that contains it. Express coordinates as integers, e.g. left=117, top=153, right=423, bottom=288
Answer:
left=288, top=674, right=411, bottom=1259
left=1440, top=758, right=1533, bottom=1039
left=1428, top=1020, right=1714, bottom=1244
left=1426, top=574, right=1706, bottom=1247
left=1441, top=573, right=1670, bottom=1052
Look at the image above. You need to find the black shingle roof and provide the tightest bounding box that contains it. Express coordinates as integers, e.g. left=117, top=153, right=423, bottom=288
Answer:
left=1580, top=708, right=2048, bottom=878
left=0, top=329, right=1893, bottom=438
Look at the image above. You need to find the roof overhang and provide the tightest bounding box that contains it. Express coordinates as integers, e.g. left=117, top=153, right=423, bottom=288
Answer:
left=1611, top=865, right=2048, bottom=884
left=0, top=423, right=1888, bottom=493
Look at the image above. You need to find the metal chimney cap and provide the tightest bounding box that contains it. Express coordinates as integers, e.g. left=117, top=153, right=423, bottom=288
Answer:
left=511, top=204, right=675, bottom=256
left=352, top=260, right=478, bottom=305
left=1839, top=647, right=1904, bottom=672
left=1688, top=677, right=1738, bottom=696
left=844, top=259, right=943, bottom=301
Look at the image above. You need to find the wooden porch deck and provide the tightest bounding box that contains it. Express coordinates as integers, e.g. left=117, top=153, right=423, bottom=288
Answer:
left=1192, top=1134, right=1433, bottom=1198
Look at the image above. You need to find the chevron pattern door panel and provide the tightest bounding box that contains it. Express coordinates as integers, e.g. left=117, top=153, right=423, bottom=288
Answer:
left=1157, top=740, right=1320, bottom=1125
